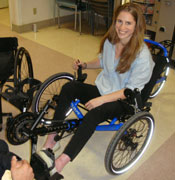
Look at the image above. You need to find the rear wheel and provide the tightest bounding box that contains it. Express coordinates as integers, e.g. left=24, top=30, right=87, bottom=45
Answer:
left=105, top=112, right=154, bottom=175
left=149, top=66, right=169, bottom=98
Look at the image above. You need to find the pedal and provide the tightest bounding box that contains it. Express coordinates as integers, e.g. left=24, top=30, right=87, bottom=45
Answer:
left=50, top=172, right=64, bottom=180
left=30, top=148, right=63, bottom=180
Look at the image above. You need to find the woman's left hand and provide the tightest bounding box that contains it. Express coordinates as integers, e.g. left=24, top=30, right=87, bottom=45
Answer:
left=85, top=97, right=105, bottom=110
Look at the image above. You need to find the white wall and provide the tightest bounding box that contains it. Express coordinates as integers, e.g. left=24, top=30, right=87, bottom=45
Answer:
left=8, top=0, right=21, bottom=25
left=20, top=0, right=55, bottom=24
left=8, top=0, right=72, bottom=26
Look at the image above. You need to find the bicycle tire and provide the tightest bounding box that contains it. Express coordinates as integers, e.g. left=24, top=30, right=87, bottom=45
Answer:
left=105, top=111, right=154, bottom=175
left=14, top=47, right=34, bottom=91
left=32, top=72, right=74, bottom=119
left=149, top=65, right=169, bottom=98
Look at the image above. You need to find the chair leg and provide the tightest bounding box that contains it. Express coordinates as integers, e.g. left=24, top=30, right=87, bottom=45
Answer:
left=96, top=14, right=99, bottom=31
left=91, top=10, right=95, bottom=35
left=0, top=94, right=13, bottom=131
left=57, top=4, right=61, bottom=28
left=54, top=0, right=57, bottom=24
left=79, top=11, right=81, bottom=35
left=75, top=7, right=77, bottom=30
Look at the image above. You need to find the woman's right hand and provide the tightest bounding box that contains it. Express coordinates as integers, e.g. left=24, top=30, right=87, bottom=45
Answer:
left=72, top=59, right=87, bottom=70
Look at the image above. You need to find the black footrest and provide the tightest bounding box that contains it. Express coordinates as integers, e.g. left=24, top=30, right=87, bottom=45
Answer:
left=2, top=90, right=28, bottom=102
left=1, top=90, right=29, bottom=111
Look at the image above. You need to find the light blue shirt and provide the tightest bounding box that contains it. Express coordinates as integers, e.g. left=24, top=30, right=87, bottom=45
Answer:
left=95, top=39, right=155, bottom=95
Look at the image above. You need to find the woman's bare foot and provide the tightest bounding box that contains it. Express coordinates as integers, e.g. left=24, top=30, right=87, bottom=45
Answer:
left=44, top=133, right=57, bottom=149
left=55, top=153, right=71, bottom=173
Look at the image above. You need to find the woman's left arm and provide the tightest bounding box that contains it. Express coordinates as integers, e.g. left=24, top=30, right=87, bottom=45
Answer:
left=85, top=89, right=125, bottom=110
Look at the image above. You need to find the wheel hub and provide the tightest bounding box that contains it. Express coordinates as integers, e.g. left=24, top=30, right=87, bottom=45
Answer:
left=120, top=128, right=139, bottom=151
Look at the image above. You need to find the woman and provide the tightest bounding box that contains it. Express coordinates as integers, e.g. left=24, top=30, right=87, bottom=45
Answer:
left=44, top=2, right=155, bottom=175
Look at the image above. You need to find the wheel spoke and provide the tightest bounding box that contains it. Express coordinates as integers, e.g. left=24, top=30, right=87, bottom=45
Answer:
left=112, top=118, right=149, bottom=169
left=105, top=112, right=154, bottom=175
left=32, top=73, right=74, bottom=120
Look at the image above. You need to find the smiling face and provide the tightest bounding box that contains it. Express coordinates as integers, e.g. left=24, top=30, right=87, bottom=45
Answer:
left=115, top=11, right=136, bottom=44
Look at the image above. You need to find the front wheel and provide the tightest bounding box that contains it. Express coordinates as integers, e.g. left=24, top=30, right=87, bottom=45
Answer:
left=105, top=112, right=154, bottom=175
left=32, top=73, right=74, bottom=119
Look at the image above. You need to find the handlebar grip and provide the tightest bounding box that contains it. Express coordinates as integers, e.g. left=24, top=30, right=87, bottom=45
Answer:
left=78, top=65, right=82, bottom=78
left=77, top=65, right=87, bottom=82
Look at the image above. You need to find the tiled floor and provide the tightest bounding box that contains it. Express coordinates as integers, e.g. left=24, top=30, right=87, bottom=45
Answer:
left=0, top=7, right=10, bottom=27
left=20, top=25, right=102, bottom=62
left=0, top=7, right=175, bottom=180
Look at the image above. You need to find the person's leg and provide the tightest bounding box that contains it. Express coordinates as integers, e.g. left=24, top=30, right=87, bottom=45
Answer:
left=53, top=81, right=101, bottom=120
left=44, top=133, right=58, bottom=149
left=44, top=81, right=101, bottom=149
left=55, top=100, right=133, bottom=172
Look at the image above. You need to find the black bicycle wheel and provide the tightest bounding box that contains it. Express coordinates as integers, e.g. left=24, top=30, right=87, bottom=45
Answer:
left=32, top=73, right=74, bottom=119
left=14, top=47, right=34, bottom=93
left=6, top=112, right=35, bottom=145
left=105, top=111, right=154, bottom=175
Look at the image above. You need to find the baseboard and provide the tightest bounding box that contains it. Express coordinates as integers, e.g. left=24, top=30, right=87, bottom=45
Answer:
left=11, top=15, right=74, bottom=33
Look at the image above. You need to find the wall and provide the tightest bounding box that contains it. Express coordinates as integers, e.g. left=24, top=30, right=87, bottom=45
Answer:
left=155, top=0, right=175, bottom=42
left=20, top=0, right=55, bottom=25
left=8, top=0, right=21, bottom=25
left=8, top=0, right=73, bottom=32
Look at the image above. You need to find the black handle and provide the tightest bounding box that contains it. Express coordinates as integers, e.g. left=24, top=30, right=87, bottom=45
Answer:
left=77, top=65, right=87, bottom=82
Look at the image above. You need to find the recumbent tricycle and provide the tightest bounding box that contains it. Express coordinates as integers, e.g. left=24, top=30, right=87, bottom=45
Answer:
left=6, top=39, right=170, bottom=177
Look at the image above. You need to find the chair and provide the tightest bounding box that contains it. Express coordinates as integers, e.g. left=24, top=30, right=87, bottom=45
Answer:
left=0, top=37, right=41, bottom=131
left=0, top=37, right=17, bottom=85
left=0, top=37, right=18, bottom=130
left=142, top=39, right=170, bottom=100
left=88, top=0, right=114, bottom=35
left=55, top=0, right=87, bottom=34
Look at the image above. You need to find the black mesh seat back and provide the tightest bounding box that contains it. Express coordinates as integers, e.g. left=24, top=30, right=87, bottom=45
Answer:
left=141, top=55, right=167, bottom=103
left=0, top=37, right=18, bottom=83
left=0, top=37, right=18, bottom=52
